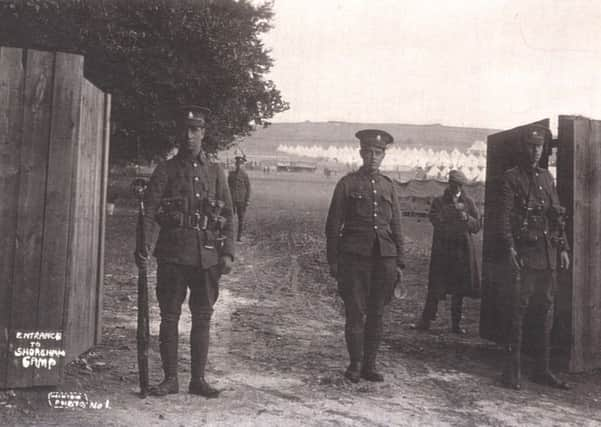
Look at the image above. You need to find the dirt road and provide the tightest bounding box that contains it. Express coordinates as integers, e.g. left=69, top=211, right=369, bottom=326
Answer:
left=2, top=172, right=601, bottom=426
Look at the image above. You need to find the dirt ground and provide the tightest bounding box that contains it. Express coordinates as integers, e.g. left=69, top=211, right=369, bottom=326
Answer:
left=2, top=170, right=601, bottom=426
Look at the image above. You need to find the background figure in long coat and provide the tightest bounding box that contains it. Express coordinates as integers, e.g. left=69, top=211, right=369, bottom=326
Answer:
left=413, top=170, right=481, bottom=334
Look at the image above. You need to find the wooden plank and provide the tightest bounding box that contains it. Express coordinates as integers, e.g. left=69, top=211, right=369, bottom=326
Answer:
left=66, top=79, right=95, bottom=360
left=0, top=47, right=25, bottom=388
left=7, top=49, right=55, bottom=388
left=570, top=117, right=591, bottom=371
left=555, top=116, right=575, bottom=367
left=588, top=120, right=601, bottom=370
left=85, top=84, right=101, bottom=351
left=96, top=92, right=111, bottom=345
left=65, top=81, right=87, bottom=360
left=33, top=52, right=83, bottom=386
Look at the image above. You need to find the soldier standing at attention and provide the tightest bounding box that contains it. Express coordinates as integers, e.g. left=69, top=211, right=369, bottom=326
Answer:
left=228, top=155, right=251, bottom=242
left=325, top=129, right=404, bottom=383
left=412, top=170, right=481, bottom=334
left=134, top=105, right=234, bottom=398
left=501, top=124, right=570, bottom=390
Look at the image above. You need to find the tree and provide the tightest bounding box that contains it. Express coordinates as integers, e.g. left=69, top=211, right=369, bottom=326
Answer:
left=0, top=0, right=289, bottom=160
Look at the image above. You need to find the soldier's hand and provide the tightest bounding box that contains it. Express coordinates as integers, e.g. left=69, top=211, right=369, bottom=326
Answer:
left=560, top=250, right=570, bottom=270
left=329, top=263, right=338, bottom=278
left=220, top=255, right=233, bottom=275
left=509, top=247, right=521, bottom=271
left=134, top=246, right=149, bottom=269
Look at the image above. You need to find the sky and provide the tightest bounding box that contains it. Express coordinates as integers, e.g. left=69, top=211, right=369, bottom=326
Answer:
left=261, top=0, right=601, bottom=130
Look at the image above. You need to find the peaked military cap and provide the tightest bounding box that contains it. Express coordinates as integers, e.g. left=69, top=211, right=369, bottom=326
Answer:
left=179, top=105, right=211, bottom=127
left=235, top=155, right=247, bottom=163
left=522, top=124, right=549, bottom=146
left=355, top=129, right=394, bottom=149
left=448, top=169, right=468, bottom=185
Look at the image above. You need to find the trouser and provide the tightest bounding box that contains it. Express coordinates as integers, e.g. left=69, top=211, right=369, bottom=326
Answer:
left=505, top=268, right=556, bottom=376
left=337, top=253, right=397, bottom=367
left=421, top=292, right=464, bottom=326
left=156, top=262, right=220, bottom=380
left=233, top=202, right=247, bottom=240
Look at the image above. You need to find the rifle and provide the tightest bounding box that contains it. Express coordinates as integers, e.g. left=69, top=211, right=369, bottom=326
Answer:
left=132, top=178, right=149, bottom=398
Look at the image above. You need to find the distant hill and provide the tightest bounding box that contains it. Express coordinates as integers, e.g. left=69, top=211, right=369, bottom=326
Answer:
left=238, top=121, right=500, bottom=156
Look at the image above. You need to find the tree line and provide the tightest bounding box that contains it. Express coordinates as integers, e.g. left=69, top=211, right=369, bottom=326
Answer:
left=0, top=0, right=289, bottom=160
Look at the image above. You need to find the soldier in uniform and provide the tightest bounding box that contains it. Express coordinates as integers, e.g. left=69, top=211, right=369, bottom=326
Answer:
left=135, top=105, right=234, bottom=398
left=325, top=129, right=404, bottom=383
left=228, top=155, right=251, bottom=241
left=412, top=170, right=481, bottom=334
left=500, top=123, right=570, bottom=390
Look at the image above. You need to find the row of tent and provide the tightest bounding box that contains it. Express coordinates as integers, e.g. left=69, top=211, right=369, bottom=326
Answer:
left=277, top=144, right=488, bottom=182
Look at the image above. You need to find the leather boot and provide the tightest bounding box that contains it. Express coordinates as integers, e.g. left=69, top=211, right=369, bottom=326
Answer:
left=532, top=311, right=570, bottom=390
left=150, top=320, right=179, bottom=396
left=361, top=315, right=384, bottom=382
left=190, top=315, right=220, bottom=398
left=502, top=344, right=521, bottom=390
left=344, top=330, right=363, bottom=383
left=451, top=295, right=466, bottom=335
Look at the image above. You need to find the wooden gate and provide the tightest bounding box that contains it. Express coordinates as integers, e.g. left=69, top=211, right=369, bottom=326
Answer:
left=480, top=116, right=601, bottom=372
left=0, top=47, right=110, bottom=388
left=556, top=115, right=601, bottom=372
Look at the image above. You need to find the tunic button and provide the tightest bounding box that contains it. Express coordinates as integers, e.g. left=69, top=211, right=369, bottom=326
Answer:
left=373, top=202, right=378, bottom=207
left=374, top=225, right=378, bottom=230
left=194, top=176, right=199, bottom=181
left=373, top=213, right=378, bottom=217
left=373, top=190, right=377, bottom=194
left=193, top=162, right=198, bottom=168
left=370, top=179, right=375, bottom=184
left=195, top=193, right=201, bottom=198
left=538, top=186, right=543, bottom=190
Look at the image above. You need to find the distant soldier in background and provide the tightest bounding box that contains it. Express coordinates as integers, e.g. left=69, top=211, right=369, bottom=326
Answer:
left=412, top=170, right=481, bottom=333
left=134, top=105, right=234, bottom=398
left=326, top=129, right=404, bottom=383
left=228, top=155, right=251, bottom=241
left=500, top=124, right=570, bottom=390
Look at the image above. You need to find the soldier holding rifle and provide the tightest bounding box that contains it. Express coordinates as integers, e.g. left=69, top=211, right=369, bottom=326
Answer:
left=500, top=124, right=570, bottom=390
left=134, top=105, right=234, bottom=398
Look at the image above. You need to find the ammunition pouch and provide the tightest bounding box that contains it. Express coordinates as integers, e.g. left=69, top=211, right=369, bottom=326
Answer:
left=156, top=197, right=188, bottom=228
left=515, top=214, right=546, bottom=247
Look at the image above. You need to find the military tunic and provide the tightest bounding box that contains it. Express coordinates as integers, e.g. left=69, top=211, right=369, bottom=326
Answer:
left=501, top=165, right=567, bottom=270
left=325, top=168, right=404, bottom=268
left=500, top=164, right=569, bottom=350
left=144, top=152, right=234, bottom=269
left=326, top=167, right=403, bottom=312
